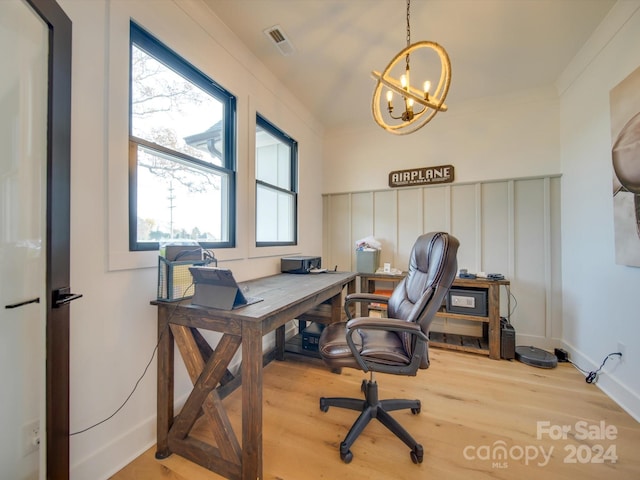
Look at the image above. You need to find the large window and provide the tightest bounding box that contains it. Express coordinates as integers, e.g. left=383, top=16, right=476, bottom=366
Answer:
left=129, top=23, right=236, bottom=251
left=255, top=115, right=297, bottom=246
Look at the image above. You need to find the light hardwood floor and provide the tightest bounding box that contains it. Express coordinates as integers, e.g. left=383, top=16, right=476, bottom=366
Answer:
left=111, top=348, right=640, bottom=480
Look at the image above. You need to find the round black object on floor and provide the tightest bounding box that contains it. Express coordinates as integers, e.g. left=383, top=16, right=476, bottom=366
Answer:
left=515, top=346, right=558, bottom=368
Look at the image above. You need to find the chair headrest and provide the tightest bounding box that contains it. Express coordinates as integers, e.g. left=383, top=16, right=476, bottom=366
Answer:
left=409, top=231, right=459, bottom=287
left=388, top=232, right=459, bottom=323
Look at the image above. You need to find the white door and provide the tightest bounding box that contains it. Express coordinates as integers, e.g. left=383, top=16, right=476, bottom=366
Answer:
left=0, top=1, right=49, bottom=479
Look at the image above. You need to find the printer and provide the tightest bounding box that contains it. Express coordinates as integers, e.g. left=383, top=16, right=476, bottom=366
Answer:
left=280, top=256, right=322, bottom=274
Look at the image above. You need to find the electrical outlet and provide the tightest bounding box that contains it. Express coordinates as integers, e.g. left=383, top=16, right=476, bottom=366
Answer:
left=22, top=419, right=40, bottom=457
left=617, top=342, right=626, bottom=363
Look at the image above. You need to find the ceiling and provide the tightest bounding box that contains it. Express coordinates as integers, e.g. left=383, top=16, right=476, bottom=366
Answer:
left=202, top=0, right=616, bottom=130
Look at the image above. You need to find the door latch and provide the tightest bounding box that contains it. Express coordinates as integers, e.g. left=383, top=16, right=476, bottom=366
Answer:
left=5, top=297, right=40, bottom=309
left=53, top=287, right=83, bottom=308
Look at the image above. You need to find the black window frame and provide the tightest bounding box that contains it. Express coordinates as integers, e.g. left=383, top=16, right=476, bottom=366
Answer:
left=255, top=114, right=298, bottom=247
left=128, top=22, right=237, bottom=251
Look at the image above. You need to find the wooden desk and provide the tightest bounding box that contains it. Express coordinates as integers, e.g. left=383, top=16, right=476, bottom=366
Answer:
left=358, top=271, right=406, bottom=298
left=358, top=273, right=510, bottom=360
left=153, top=271, right=356, bottom=480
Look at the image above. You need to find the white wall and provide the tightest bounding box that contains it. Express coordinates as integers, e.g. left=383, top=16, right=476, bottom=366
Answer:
left=324, top=86, right=562, bottom=194
left=322, top=78, right=564, bottom=342
left=558, top=0, right=640, bottom=421
left=322, top=0, right=640, bottom=423
left=58, top=1, right=325, bottom=478
left=47, top=0, right=640, bottom=477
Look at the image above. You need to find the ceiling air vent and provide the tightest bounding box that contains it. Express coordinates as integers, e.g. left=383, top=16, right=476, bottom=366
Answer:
left=263, top=25, right=295, bottom=56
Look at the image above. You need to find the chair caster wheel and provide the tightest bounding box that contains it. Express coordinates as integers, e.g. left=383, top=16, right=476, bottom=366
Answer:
left=410, top=444, right=424, bottom=464
left=319, top=398, right=329, bottom=412
left=340, top=443, right=353, bottom=464
left=411, top=407, right=421, bottom=414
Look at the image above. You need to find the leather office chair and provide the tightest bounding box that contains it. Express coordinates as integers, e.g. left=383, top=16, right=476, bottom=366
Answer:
left=318, top=232, right=459, bottom=464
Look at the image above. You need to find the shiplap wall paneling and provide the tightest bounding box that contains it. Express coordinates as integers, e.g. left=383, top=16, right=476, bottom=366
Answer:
left=322, top=175, right=562, bottom=349
left=549, top=177, right=563, bottom=342
left=423, top=185, right=451, bottom=245
left=480, top=181, right=512, bottom=318
left=423, top=184, right=451, bottom=328
left=397, top=188, right=424, bottom=269
left=450, top=184, right=478, bottom=273
left=373, top=190, right=398, bottom=267
left=481, top=181, right=511, bottom=275
left=350, top=192, right=374, bottom=271
left=513, top=178, right=548, bottom=339
left=322, top=194, right=329, bottom=266
left=325, top=194, right=351, bottom=272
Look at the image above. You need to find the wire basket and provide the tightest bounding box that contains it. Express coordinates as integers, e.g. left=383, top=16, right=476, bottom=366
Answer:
left=157, top=257, right=205, bottom=302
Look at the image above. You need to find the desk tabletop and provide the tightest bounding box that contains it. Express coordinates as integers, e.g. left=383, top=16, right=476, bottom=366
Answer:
left=153, top=271, right=356, bottom=322
left=358, top=271, right=510, bottom=286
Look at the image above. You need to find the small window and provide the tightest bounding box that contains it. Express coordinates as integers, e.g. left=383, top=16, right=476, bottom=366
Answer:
left=255, top=115, right=298, bottom=246
left=129, top=23, right=236, bottom=251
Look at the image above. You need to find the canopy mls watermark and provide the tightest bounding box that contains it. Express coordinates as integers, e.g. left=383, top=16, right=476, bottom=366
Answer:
left=462, top=420, right=619, bottom=469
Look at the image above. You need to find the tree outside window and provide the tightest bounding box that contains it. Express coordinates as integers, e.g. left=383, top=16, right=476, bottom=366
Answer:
left=129, top=23, right=236, bottom=251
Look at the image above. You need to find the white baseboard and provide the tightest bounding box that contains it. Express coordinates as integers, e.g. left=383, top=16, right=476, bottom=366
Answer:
left=562, top=342, right=640, bottom=423
left=70, top=415, right=156, bottom=480
left=70, top=321, right=299, bottom=480
left=514, top=333, right=562, bottom=352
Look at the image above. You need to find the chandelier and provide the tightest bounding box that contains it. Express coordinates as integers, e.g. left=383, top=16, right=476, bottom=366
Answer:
left=371, top=0, right=451, bottom=135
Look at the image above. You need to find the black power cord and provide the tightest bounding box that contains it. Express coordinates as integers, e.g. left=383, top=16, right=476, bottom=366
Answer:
left=70, top=326, right=166, bottom=436
left=569, top=352, right=622, bottom=384
left=70, top=284, right=193, bottom=436
left=504, top=285, right=517, bottom=323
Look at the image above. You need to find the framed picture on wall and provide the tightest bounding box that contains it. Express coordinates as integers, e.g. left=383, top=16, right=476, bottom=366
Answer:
left=610, top=65, right=640, bottom=267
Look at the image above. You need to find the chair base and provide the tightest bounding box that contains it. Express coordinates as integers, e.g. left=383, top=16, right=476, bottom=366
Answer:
left=319, top=379, right=424, bottom=464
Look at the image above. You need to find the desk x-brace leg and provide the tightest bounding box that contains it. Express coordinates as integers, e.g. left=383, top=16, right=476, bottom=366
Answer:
left=163, top=324, right=243, bottom=479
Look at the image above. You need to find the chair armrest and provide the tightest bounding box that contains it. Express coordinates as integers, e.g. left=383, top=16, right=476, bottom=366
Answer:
left=344, top=317, right=428, bottom=375
left=346, top=317, right=428, bottom=341
left=343, top=293, right=390, bottom=320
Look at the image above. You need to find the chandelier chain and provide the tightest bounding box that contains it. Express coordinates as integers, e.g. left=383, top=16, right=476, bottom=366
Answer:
left=406, top=0, right=411, bottom=47
left=405, top=0, right=412, bottom=70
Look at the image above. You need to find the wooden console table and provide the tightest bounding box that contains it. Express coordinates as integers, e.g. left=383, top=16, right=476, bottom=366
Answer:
left=153, top=271, right=356, bottom=480
left=358, top=272, right=510, bottom=360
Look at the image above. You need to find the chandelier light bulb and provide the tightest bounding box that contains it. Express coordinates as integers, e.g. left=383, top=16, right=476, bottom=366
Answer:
left=400, top=74, right=407, bottom=89
left=423, top=80, right=431, bottom=96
